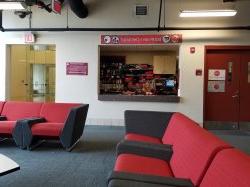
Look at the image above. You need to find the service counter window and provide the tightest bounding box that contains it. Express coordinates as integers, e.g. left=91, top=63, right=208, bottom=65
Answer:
left=98, top=45, right=180, bottom=103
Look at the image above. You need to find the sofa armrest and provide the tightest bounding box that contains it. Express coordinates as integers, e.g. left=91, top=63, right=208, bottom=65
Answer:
left=60, top=104, right=89, bottom=149
left=12, top=117, right=46, bottom=148
left=20, top=117, right=46, bottom=126
left=108, top=172, right=194, bottom=187
left=0, top=115, right=7, bottom=121
left=117, top=140, right=173, bottom=161
left=125, top=110, right=173, bottom=138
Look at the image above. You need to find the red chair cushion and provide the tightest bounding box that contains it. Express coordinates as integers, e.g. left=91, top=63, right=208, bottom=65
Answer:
left=114, top=153, right=173, bottom=177
left=125, top=133, right=162, bottom=144
left=162, top=113, right=231, bottom=186
left=200, top=149, right=250, bottom=187
left=31, top=122, right=64, bottom=137
left=0, top=101, right=5, bottom=114
left=1, top=101, right=42, bottom=121
left=40, top=103, right=80, bottom=123
left=0, top=121, right=16, bottom=134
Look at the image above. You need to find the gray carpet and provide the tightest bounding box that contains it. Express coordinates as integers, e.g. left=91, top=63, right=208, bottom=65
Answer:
left=1, top=126, right=250, bottom=187
left=211, top=130, right=250, bottom=155
left=0, top=126, right=124, bottom=187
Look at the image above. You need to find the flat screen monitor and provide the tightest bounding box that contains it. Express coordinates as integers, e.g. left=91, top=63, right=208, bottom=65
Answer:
left=165, top=79, right=175, bottom=88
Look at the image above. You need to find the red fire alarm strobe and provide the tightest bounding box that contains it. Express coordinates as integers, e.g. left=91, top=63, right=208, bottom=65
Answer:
left=190, top=47, right=195, bottom=54
left=24, top=33, right=35, bottom=44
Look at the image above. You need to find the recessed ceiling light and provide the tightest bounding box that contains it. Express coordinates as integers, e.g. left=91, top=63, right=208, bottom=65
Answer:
left=0, top=2, right=27, bottom=10
left=179, top=10, right=237, bottom=17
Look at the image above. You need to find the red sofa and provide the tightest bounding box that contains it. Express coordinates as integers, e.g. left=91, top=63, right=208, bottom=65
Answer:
left=200, top=148, right=250, bottom=187
left=0, top=101, right=89, bottom=151
left=0, top=101, right=42, bottom=137
left=108, top=111, right=250, bottom=187
left=0, top=101, right=5, bottom=114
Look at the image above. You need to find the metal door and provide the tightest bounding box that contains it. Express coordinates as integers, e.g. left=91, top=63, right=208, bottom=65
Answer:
left=239, top=53, right=250, bottom=129
left=204, top=50, right=241, bottom=129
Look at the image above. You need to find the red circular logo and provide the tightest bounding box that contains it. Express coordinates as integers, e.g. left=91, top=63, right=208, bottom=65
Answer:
left=214, top=84, right=220, bottom=90
left=214, top=71, right=220, bottom=76
left=171, top=34, right=180, bottom=43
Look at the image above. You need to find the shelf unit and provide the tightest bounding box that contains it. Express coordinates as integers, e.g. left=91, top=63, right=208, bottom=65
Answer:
left=100, top=56, right=125, bottom=94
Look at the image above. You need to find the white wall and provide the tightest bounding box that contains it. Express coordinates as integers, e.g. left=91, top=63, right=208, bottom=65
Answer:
left=1, top=0, right=250, bottom=125
left=1, top=30, right=250, bottom=126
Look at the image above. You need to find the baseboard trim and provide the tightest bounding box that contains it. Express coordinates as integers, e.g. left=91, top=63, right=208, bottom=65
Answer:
left=204, top=121, right=239, bottom=130
left=86, top=118, right=124, bottom=126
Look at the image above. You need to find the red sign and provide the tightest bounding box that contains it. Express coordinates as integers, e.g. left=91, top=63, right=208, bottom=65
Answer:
left=66, top=62, right=88, bottom=75
left=214, top=71, right=220, bottom=76
left=52, top=0, right=62, bottom=14
left=101, top=34, right=182, bottom=45
left=214, top=84, right=220, bottom=90
left=24, top=33, right=35, bottom=43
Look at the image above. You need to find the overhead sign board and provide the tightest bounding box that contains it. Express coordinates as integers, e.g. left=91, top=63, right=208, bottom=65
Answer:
left=101, top=34, right=182, bottom=45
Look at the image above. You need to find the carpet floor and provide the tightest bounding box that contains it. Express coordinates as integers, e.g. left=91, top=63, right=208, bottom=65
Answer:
left=1, top=126, right=250, bottom=187
left=211, top=130, right=250, bottom=155
left=0, top=126, right=124, bottom=187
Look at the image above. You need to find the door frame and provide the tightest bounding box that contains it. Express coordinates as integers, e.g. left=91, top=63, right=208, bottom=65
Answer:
left=204, top=45, right=250, bottom=129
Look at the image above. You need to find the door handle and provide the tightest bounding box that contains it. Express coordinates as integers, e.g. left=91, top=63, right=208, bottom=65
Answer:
left=232, top=90, right=239, bottom=98
left=232, top=94, right=239, bottom=98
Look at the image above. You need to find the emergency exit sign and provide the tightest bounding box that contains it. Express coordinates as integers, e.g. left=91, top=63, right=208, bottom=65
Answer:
left=24, top=33, right=35, bottom=44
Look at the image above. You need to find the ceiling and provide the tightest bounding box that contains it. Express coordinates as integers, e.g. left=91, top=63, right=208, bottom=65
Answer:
left=2, top=0, right=250, bottom=30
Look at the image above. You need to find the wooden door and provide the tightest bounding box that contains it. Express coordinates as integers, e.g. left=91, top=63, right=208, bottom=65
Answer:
left=10, top=45, right=30, bottom=101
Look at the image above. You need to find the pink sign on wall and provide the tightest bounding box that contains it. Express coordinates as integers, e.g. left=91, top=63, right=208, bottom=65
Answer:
left=66, top=62, right=88, bottom=75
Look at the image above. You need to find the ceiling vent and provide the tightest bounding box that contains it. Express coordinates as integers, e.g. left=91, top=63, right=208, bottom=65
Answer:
left=135, top=5, right=148, bottom=16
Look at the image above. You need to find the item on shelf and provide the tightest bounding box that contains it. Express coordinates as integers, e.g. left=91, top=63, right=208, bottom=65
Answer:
left=100, top=56, right=125, bottom=94
left=142, top=80, right=155, bottom=95
left=99, top=58, right=178, bottom=96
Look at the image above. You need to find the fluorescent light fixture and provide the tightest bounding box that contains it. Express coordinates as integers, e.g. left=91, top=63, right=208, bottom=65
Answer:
left=0, top=2, right=27, bottom=10
left=180, top=10, right=237, bottom=17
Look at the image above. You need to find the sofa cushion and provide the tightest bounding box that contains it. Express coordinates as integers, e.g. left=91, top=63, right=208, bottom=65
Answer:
left=200, top=149, right=250, bottom=187
left=0, top=121, right=16, bottom=134
left=0, top=101, right=5, bottom=114
left=162, top=112, right=231, bottom=186
left=31, top=122, right=64, bottom=137
left=114, top=153, right=173, bottom=177
left=40, top=103, right=80, bottom=123
left=125, top=133, right=162, bottom=144
left=1, top=101, right=42, bottom=121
